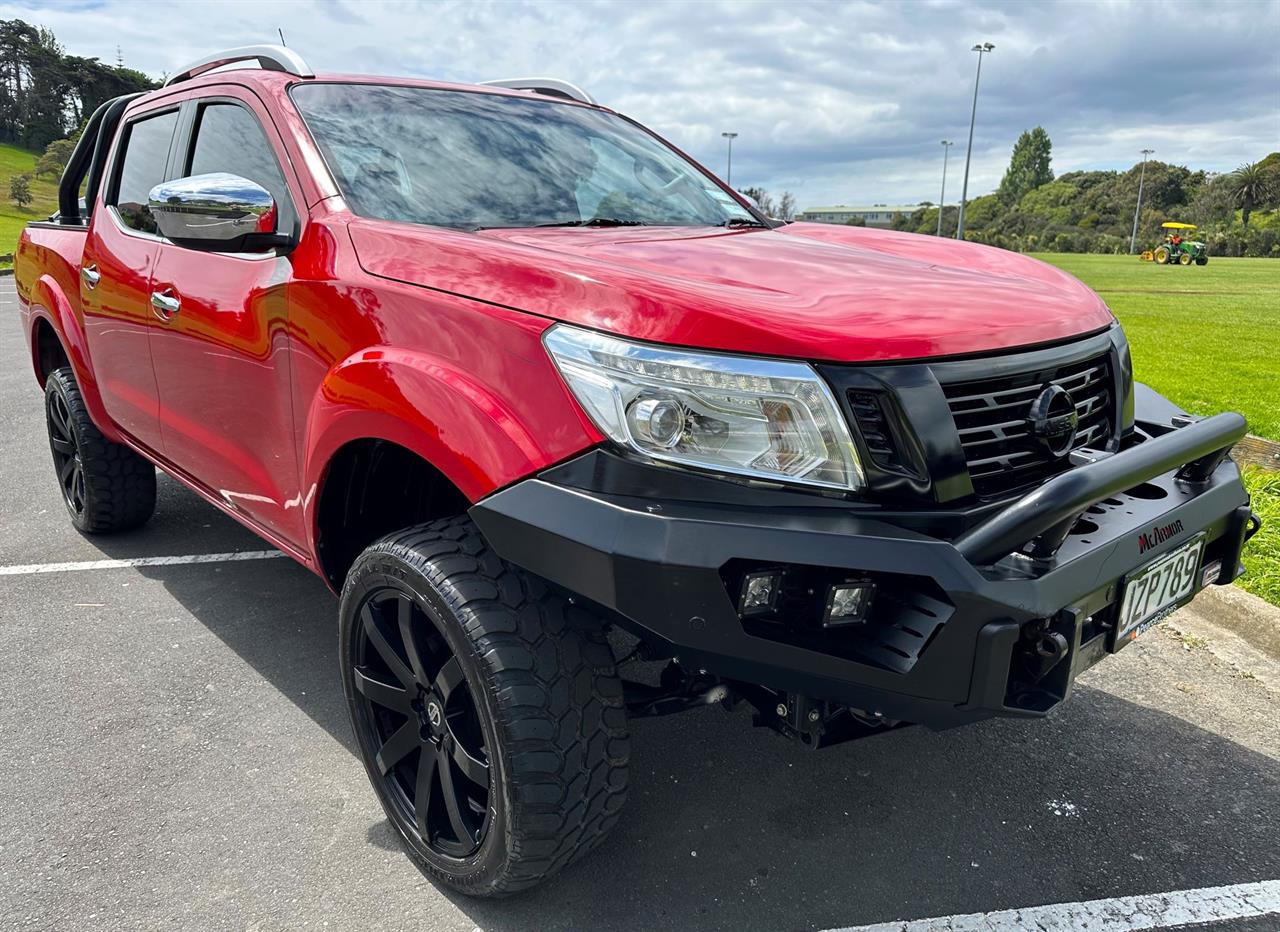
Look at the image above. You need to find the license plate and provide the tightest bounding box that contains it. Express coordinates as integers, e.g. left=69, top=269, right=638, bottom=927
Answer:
left=1115, top=534, right=1205, bottom=648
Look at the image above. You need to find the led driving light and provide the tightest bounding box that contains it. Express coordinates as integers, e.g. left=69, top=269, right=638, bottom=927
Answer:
left=544, top=325, right=863, bottom=491
left=823, top=581, right=875, bottom=627
left=739, top=570, right=783, bottom=617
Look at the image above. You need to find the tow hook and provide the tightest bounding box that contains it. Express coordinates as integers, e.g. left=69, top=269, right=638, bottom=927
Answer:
left=1018, top=620, right=1070, bottom=683
left=1245, top=511, right=1262, bottom=543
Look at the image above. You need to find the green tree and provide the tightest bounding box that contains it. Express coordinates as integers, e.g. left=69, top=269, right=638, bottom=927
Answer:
left=0, top=19, right=157, bottom=150
left=996, top=126, right=1054, bottom=205
left=1187, top=173, right=1236, bottom=228
left=1228, top=161, right=1276, bottom=228
left=9, top=171, right=32, bottom=208
left=35, top=136, right=75, bottom=178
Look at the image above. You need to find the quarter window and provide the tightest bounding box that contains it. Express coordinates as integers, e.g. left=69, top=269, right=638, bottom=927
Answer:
left=114, top=110, right=179, bottom=233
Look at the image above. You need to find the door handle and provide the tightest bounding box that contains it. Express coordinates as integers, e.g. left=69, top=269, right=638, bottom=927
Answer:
left=80, top=264, right=100, bottom=289
left=150, top=289, right=181, bottom=320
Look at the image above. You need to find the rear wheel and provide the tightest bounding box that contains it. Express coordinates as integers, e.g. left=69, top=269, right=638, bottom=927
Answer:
left=339, top=516, right=630, bottom=897
left=45, top=367, right=156, bottom=533
left=1153, top=245, right=1170, bottom=264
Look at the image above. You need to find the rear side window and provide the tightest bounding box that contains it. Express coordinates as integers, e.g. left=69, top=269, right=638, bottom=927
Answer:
left=113, top=110, right=179, bottom=233
left=185, top=103, right=292, bottom=226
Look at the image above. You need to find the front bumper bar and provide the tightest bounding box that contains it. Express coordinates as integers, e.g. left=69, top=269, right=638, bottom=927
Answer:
left=471, top=393, right=1257, bottom=731
left=955, top=410, right=1246, bottom=564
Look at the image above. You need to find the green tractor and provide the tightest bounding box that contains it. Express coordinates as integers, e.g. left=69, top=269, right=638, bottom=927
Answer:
left=1148, top=221, right=1208, bottom=266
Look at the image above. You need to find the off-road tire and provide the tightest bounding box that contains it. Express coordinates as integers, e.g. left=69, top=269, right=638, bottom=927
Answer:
left=339, top=515, right=630, bottom=897
left=45, top=367, right=156, bottom=533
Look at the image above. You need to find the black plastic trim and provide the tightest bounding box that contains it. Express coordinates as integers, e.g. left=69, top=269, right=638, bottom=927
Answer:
left=817, top=326, right=1135, bottom=507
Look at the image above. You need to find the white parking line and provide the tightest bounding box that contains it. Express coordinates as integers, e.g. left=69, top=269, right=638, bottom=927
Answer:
left=0, top=550, right=287, bottom=576
left=820, top=878, right=1280, bottom=931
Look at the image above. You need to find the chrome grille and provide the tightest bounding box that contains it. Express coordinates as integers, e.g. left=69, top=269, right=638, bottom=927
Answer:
left=941, top=352, right=1114, bottom=498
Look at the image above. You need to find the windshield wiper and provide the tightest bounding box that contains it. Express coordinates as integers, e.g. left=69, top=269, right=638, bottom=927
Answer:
left=535, top=217, right=649, bottom=228
left=720, top=217, right=770, bottom=228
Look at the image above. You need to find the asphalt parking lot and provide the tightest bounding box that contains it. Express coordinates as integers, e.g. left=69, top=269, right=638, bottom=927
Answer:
left=1, top=275, right=1277, bottom=931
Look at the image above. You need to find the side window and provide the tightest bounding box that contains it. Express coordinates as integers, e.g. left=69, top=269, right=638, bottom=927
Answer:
left=186, top=103, right=292, bottom=224
left=113, top=110, right=179, bottom=233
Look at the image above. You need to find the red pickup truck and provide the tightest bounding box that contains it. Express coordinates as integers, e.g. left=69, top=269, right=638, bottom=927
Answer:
left=16, top=46, right=1259, bottom=897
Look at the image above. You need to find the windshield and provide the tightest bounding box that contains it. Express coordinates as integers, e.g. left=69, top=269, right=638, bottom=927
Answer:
left=291, top=83, right=758, bottom=231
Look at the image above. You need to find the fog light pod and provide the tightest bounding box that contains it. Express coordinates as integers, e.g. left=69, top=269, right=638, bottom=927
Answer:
left=823, top=581, right=875, bottom=627
left=739, top=570, right=782, bottom=617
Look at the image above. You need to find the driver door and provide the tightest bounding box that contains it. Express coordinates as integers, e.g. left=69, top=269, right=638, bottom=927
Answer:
left=147, top=89, right=305, bottom=545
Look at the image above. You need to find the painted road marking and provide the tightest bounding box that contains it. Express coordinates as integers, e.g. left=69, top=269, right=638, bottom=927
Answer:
left=820, top=878, right=1280, bottom=931
left=0, top=551, right=287, bottom=576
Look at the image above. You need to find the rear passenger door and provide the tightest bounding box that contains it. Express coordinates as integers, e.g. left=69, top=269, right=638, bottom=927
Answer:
left=81, top=103, right=179, bottom=452
left=147, top=90, right=304, bottom=544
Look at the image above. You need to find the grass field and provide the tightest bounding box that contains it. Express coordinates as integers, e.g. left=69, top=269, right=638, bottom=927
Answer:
left=0, top=143, right=58, bottom=266
left=1036, top=254, right=1280, bottom=439
left=1037, top=254, right=1279, bottom=605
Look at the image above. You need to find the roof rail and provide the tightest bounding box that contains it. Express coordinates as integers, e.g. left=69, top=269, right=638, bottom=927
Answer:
left=480, top=77, right=596, bottom=105
left=164, top=45, right=314, bottom=86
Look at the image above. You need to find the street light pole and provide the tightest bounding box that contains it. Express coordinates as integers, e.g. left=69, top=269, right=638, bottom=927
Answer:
left=937, top=139, right=954, bottom=236
left=721, top=132, right=738, bottom=187
left=1129, top=148, right=1155, bottom=254
left=955, top=42, right=994, bottom=241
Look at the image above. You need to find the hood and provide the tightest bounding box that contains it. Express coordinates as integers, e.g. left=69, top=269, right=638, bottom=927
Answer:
left=347, top=218, right=1115, bottom=363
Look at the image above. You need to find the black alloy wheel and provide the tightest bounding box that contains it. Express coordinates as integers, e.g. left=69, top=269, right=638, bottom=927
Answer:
left=351, top=585, right=492, bottom=857
left=47, top=385, right=85, bottom=516
left=43, top=367, right=156, bottom=533
left=340, top=518, right=630, bottom=897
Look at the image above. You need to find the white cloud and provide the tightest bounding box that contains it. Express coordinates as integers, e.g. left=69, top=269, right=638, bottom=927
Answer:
left=3, top=0, right=1276, bottom=207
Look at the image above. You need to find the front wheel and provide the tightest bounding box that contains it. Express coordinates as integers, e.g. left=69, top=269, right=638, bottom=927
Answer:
left=1179, top=252, right=1193, bottom=266
left=1196, top=256, right=1208, bottom=266
left=339, top=516, right=630, bottom=897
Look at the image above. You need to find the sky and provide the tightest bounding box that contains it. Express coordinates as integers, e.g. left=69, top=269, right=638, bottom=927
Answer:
left=4, top=0, right=1278, bottom=209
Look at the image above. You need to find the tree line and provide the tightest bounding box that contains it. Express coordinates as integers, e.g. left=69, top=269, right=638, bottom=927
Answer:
left=744, top=128, right=1280, bottom=259
left=0, top=19, right=155, bottom=152
left=894, top=129, right=1280, bottom=258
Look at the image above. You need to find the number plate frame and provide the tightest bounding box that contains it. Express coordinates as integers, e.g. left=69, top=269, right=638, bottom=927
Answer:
left=1112, top=533, right=1206, bottom=651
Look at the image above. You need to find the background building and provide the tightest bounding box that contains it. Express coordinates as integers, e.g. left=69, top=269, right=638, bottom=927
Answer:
left=797, top=205, right=922, bottom=227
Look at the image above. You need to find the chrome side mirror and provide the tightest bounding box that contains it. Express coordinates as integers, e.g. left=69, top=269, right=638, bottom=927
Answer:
left=148, top=172, right=290, bottom=251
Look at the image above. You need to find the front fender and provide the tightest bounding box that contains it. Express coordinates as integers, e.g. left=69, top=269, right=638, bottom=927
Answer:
left=300, top=336, right=602, bottom=551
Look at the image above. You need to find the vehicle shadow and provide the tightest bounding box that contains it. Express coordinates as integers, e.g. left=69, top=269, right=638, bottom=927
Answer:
left=96, top=480, right=1280, bottom=932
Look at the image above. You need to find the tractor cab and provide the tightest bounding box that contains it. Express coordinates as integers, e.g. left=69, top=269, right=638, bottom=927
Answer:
left=1148, top=221, right=1208, bottom=266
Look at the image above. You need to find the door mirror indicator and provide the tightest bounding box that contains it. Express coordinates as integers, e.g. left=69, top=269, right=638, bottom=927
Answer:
left=148, top=172, right=292, bottom=251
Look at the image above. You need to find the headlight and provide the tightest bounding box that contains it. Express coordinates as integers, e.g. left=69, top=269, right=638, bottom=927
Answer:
left=544, top=325, right=863, bottom=491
